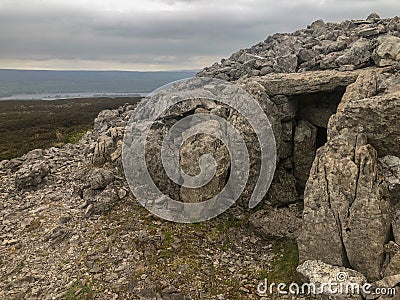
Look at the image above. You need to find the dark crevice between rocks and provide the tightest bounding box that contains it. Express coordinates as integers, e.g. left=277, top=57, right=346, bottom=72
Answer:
left=382, top=224, right=396, bottom=272
left=316, top=126, right=327, bottom=149
left=337, top=217, right=352, bottom=268
left=289, top=87, right=348, bottom=198
left=387, top=224, right=395, bottom=245
left=293, top=87, right=347, bottom=129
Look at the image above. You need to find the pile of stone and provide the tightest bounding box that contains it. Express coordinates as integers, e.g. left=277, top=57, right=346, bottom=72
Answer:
left=199, top=13, right=400, bottom=80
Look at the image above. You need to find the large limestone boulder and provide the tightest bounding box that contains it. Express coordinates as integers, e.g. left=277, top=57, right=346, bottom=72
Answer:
left=298, top=130, right=391, bottom=281
left=374, top=35, right=400, bottom=68
left=337, top=68, right=380, bottom=112
left=180, top=127, right=230, bottom=204
left=329, top=92, right=400, bottom=157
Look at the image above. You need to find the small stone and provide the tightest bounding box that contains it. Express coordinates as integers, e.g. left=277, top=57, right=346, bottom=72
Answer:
left=367, top=12, right=380, bottom=20
left=117, top=188, right=127, bottom=199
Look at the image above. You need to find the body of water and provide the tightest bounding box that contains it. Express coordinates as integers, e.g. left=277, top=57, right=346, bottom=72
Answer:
left=0, top=92, right=148, bottom=101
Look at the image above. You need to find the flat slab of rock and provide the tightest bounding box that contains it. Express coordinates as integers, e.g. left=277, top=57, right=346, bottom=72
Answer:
left=240, top=70, right=361, bottom=96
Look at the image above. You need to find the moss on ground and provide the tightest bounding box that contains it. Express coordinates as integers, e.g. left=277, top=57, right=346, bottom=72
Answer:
left=258, top=239, right=300, bottom=285
left=63, top=279, right=94, bottom=300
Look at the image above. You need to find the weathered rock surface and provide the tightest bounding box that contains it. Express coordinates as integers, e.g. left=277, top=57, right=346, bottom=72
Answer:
left=374, top=35, right=400, bottom=68
left=379, top=156, right=400, bottom=245
left=382, top=242, right=400, bottom=277
left=265, top=164, right=298, bottom=207
left=92, top=126, right=124, bottom=165
left=0, top=136, right=284, bottom=299
left=240, top=69, right=360, bottom=96
left=366, top=274, right=400, bottom=300
left=199, top=15, right=400, bottom=81
left=298, top=131, right=391, bottom=281
left=87, top=168, right=114, bottom=190
left=297, top=260, right=367, bottom=299
left=180, top=131, right=230, bottom=204
left=329, top=92, right=400, bottom=157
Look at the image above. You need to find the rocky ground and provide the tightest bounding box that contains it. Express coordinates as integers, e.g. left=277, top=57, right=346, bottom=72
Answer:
left=0, top=114, right=302, bottom=299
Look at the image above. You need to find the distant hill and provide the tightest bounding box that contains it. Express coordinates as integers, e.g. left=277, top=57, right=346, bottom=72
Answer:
left=0, top=69, right=198, bottom=98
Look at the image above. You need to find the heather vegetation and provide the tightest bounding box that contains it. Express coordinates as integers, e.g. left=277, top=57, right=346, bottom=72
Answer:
left=0, top=97, right=140, bottom=161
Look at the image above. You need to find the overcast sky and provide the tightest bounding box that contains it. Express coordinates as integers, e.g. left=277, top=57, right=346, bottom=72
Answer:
left=0, top=0, right=398, bottom=71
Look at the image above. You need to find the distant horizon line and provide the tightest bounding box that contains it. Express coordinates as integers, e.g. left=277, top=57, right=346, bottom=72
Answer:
left=0, top=68, right=201, bottom=73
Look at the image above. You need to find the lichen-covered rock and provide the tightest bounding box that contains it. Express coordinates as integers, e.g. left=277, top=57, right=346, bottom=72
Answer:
left=335, top=38, right=374, bottom=68
left=379, top=156, right=400, bottom=244
left=336, top=68, right=380, bottom=112
left=329, top=92, right=400, bottom=157
left=374, top=35, right=400, bottom=67
left=265, top=164, right=298, bottom=207
left=297, top=260, right=367, bottom=299
left=367, top=274, right=400, bottom=300
left=298, top=130, right=391, bottom=281
left=93, top=109, right=121, bottom=132
left=271, top=94, right=298, bottom=121
left=92, top=127, right=124, bottom=165
left=382, top=242, right=400, bottom=277
left=179, top=125, right=230, bottom=204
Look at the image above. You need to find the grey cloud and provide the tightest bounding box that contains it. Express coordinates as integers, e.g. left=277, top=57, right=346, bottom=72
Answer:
left=0, top=0, right=399, bottom=70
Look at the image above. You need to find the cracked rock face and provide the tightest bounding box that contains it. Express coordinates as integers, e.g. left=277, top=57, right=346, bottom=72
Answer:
left=298, top=131, right=391, bottom=281
left=297, top=66, right=400, bottom=284
left=329, top=91, right=400, bottom=157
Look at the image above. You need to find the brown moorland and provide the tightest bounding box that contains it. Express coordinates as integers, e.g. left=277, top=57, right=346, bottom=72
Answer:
left=0, top=97, right=141, bottom=161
